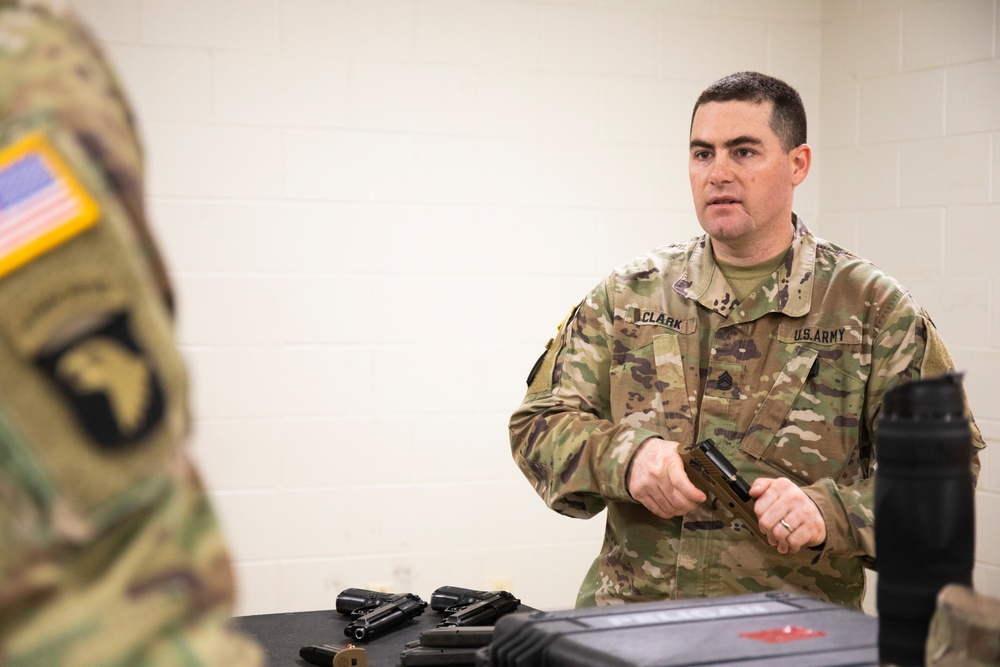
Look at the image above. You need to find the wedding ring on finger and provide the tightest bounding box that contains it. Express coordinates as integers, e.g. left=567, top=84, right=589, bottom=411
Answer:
left=779, top=518, right=793, bottom=532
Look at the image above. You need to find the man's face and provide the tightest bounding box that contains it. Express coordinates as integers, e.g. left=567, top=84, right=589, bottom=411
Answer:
left=689, top=100, right=809, bottom=261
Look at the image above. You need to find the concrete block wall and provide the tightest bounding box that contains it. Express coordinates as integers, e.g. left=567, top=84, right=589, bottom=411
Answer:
left=58, top=0, right=996, bottom=616
left=818, top=0, right=1000, bottom=607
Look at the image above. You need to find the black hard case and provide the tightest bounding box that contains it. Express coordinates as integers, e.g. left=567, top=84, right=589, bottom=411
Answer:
left=480, top=592, right=878, bottom=666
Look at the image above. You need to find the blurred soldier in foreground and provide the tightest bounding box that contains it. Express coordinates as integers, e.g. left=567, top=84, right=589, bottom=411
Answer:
left=0, top=2, right=261, bottom=664
left=926, top=584, right=1000, bottom=666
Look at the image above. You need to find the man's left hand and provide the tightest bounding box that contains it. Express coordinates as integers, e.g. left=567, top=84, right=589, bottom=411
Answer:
left=749, top=478, right=826, bottom=555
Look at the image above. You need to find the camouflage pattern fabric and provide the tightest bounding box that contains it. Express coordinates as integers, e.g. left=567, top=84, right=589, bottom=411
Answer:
left=510, top=216, right=985, bottom=610
left=0, top=0, right=174, bottom=313
left=926, top=584, right=1000, bottom=666
left=0, top=3, right=261, bottom=665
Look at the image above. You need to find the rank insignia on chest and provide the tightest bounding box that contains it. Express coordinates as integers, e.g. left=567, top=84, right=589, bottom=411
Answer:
left=0, top=132, right=100, bottom=279
left=716, top=370, right=734, bottom=391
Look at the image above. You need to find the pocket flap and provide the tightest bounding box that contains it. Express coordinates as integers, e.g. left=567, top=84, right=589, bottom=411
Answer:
left=739, top=345, right=819, bottom=459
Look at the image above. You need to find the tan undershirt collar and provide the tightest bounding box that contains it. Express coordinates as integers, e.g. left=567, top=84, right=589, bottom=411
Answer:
left=715, top=247, right=788, bottom=303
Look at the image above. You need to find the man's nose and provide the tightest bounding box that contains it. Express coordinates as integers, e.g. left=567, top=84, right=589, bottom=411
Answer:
left=709, top=154, right=734, bottom=184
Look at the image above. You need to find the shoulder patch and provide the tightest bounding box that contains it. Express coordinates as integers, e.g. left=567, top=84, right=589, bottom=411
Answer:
left=35, top=311, right=166, bottom=449
left=0, top=131, right=100, bottom=279
left=526, top=305, right=579, bottom=394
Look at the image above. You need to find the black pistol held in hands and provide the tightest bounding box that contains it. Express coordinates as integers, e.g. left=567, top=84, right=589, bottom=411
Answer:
left=336, top=588, right=428, bottom=642
left=680, top=439, right=765, bottom=542
left=430, top=586, right=521, bottom=627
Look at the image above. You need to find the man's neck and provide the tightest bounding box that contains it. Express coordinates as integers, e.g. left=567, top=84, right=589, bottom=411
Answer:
left=710, top=220, right=795, bottom=267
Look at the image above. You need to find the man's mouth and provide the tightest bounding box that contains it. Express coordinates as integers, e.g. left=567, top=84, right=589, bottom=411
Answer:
left=709, top=197, right=740, bottom=206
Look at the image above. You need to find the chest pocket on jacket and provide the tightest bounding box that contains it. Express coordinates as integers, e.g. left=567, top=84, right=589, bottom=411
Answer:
left=739, top=342, right=866, bottom=486
left=653, top=333, right=695, bottom=441
left=609, top=332, right=694, bottom=441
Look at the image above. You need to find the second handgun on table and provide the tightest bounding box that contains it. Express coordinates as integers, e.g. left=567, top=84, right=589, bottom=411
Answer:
left=430, top=586, right=521, bottom=627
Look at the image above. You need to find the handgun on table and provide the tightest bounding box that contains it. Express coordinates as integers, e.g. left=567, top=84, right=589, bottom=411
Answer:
left=335, top=587, right=427, bottom=642
left=430, top=586, right=521, bottom=627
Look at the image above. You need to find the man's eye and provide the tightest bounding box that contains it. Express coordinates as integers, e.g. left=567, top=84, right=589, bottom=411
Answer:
left=736, top=148, right=754, bottom=158
left=694, top=151, right=711, bottom=160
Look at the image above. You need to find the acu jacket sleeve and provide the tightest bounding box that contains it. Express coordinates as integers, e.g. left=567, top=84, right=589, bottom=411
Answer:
left=509, top=278, right=662, bottom=519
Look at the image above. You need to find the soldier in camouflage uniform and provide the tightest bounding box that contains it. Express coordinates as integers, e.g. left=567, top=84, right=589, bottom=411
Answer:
left=0, top=2, right=261, bottom=664
left=510, top=72, right=985, bottom=611
left=926, top=584, right=1000, bottom=666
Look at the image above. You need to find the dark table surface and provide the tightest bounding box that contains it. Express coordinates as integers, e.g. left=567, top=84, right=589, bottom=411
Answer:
left=236, top=605, right=523, bottom=667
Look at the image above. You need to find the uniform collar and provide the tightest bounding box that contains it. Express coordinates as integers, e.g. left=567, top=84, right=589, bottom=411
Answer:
left=673, top=214, right=816, bottom=322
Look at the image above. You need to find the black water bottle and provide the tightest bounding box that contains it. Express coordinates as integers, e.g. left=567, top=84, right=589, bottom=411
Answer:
left=875, top=373, right=975, bottom=666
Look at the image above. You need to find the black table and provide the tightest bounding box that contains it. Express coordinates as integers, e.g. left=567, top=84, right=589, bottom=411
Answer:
left=236, top=605, right=525, bottom=667
left=237, top=607, right=424, bottom=666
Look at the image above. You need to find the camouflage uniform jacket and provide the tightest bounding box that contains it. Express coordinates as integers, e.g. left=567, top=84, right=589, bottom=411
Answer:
left=510, top=216, right=984, bottom=610
left=0, top=4, right=260, bottom=665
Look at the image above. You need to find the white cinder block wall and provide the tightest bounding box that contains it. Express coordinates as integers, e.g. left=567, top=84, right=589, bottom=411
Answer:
left=818, top=0, right=1000, bottom=606
left=59, top=0, right=997, bottom=615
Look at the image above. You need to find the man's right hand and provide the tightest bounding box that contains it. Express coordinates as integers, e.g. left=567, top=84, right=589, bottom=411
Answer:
left=626, top=438, right=707, bottom=519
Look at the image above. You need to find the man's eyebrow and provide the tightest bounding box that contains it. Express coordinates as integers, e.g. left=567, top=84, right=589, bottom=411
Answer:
left=689, top=135, right=764, bottom=150
left=724, top=135, right=763, bottom=148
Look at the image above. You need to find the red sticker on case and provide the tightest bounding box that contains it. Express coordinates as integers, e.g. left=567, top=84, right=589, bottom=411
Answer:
left=740, top=625, right=827, bottom=643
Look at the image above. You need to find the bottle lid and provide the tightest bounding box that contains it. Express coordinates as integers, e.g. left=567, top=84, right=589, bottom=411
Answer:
left=881, top=372, right=965, bottom=422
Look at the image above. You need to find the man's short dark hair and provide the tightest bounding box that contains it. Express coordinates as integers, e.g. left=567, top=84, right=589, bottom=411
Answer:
left=692, top=71, right=807, bottom=152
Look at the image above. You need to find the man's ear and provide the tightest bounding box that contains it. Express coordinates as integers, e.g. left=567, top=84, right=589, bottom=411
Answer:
left=789, top=143, right=812, bottom=186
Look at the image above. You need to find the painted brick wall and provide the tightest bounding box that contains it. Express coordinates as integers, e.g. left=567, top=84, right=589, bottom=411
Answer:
left=59, top=0, right=996, bottom=617
left=818, top=0, right=1000, bottom=609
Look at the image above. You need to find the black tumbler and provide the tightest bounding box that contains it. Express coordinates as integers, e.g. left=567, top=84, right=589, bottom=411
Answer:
left=875, top=373, right=975, bottom=666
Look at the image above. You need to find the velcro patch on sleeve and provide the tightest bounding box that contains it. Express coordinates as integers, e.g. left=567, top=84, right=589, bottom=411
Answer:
left=0, top=131, right=100, bottom=279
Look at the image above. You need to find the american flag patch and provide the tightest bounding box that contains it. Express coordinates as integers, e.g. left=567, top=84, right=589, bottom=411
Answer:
left=0, top=132, right=99, bottom=278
